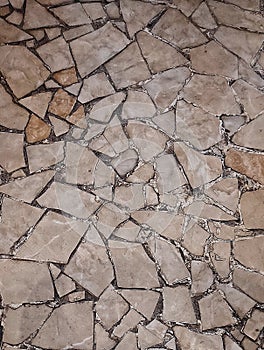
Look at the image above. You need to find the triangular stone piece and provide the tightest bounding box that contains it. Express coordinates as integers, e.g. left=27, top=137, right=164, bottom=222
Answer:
left=23, top=0, right=59, bottom=29
left=19, top=92, right=52, bottom=118
left=0, top=18, right=32, bottom=44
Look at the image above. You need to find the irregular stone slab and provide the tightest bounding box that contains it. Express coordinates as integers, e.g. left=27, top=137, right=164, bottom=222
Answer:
left=172, top=0, right=202, bottom=16
left=0, top=85, right=29, bottom=130
left=0, top=259, right=53, bottom=304
left=37, top=182, right=100, bottom=219
left=199, top=291, right=236, bottom=330
left=214, top=26, right=264, bottom=64
left=191, top=1, right=217, bottom=29
left=49, top=89, right=76, bottom=118
left=190, top=41, right=238, bottom=79
left=113, top=309, right=143, bottom=338
left=205, top=178, right=239, bottom=212
left=78, top=72, right=115, bottom=104
left=234, top=236, right=264, bottom=273
left=176, top=100, right=221, bottom=150
left=243, top=309, right=264, bottom=340
left=233, top=267, right=264, bottom=303
left=153, top=110, right=176, bottom=137
left=182, top=74, right=239, bottom=115
left=26, top=115, right=51, bottom=143
left=115, top=332, right=138, bottom=350
left=3, top=304, right=51, bottom=344
left=191, top=261, right=213, bottom=294
left=89, top=92, right=125, bottom=123
left=148, top=238, right=190, bottom=284
left=227, top=0, right=260, bottom=11
left=138, top=321, right=167, bottom=349
left=232, top=80, right=264, bottom=119
left=0, top=46, right=49, bottom=98
left=0, top=170, right=55, bottom=203
left=218, top=284, right=255, bottom=319
left=16, top=211, right=87, bottom=263
left=96, top=285, right=129, bottom=329
left=120, top=289, right=159, bottom=320
left=55, top=274, right=75, bottom=296
left=120, top=0, right=163, bottom=37
left=127, top=163, right=155, bottom=183
left=182, top=220, right=210, bottom=256
left=0, top=132, right=25, bottom=172
left=185, top=201, right=236, bottom=221
left=70, top=22, right=129, bottom=77
left=0, top=198, right=43, bottom=254
left=49, top=116, right=70, bottom=136
left=174, top=142, right=222, bottom=188
left=224, top=337, right=243, bottom=350
left=53, top=67, right=78, bottom=87
left=174, top=326, right=224, bottom=350
left=144, top=67, right=190, bottom=110
left=64, top=225, right=114, bottom=296
left=208, top=1, right=264, bottom=32
left=37, top=37, right=74, bottom=73
left=106, top=42, right=150, bottom=89
left=114, top=183, right=144, bottom=211
left=111, top=149, right=138, bottom=177
left=137, top=31, right=187, bottom=74
left=225, top=148, right=264, bottom=184
left=51, top=3, right=91, bottom=26
left=126, top=121, right=168, bottom=161
left=232, top=115, right=264, bottom=150
left=95, top=323, right=116, bottom=350
left=222, top=115, right=246, bottom=136
left=19, top=92, right=52, bottom=119
left=239, top=60, right=264, bottom=90
left=152, top=8, right=207, bottom=49
left=0, top=17, right=31, bottom=43
left=163, top=286, right=196, bottom=323
left=27, top=141, right=64, bottom=173
left=23, top=0, right=59, bottom=29
left=109, top=240, right=160, bottom=288
left=63, top=24, right=94, bottom=41
left=32, top=302, right=93, bottom=349
left=210, top=241, right=231, bottom=278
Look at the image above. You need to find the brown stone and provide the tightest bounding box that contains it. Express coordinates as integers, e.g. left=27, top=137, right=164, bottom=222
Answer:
left=51, top=3, right=91, bottom=26
left=210, top=241, right=231, bottom=278
left=53, top=67, right=78, bottom=86
left=26, top=115, right=51, bottom=143
left=0, top=132, right=25, bottom=172
left=234, top=236, right=264, bottom=273
left=182, top=220, right=210, bottom=256
left=67, top=105, right=87, bottom=129
left=113, top=309, right=143, bottom=338
left=233, top=267, right=264, bottom=303
left=0, top=17, right=31, bottom=44
left=191, top=2, right=217, bottom=29
left=49, top=89, right=76, bottom=118
left=19, top=92, right=52, bottom=119
left=243, top=309, right=264, bottom=340
left=23, top=0, right=59, bottom=29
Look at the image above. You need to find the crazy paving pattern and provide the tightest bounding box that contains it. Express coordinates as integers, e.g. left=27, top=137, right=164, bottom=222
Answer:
left=0, top=0, right=264, bottom=349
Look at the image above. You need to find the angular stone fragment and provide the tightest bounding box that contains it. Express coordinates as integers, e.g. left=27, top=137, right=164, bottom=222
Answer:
left=137, top=31, right=187, bottom=74
left=55, top=274, right=75, bottom=298
left=163, top=286, right=196, bottom=323
left=225, top=149, right=264, bottom=184
left=0, top=17, right=31, bottom=44
left=114, top=183, right=145, bottom=211
left=182, top=220, right=210, bottom=256
left=113, top=309, right=143, bottom=338
left=63, top=24, right=93, bottom=41
left=199, top=291, right=236, bottom=330
left=51, top=3, right=91, bottom=26
left=144, top=67, right=190, bottom=110
left=64, top=225, right=114, bottom=296
left=0, top=132, right=25, bottom=172
left=78, top=73, right=115, bottom=104
left=210, top=241, right=231, bottom=278
left=224, top=337, right=243, bottom=350
left=122, top=90, right=156, bottom=120
left=96, top=285, right=129, bottom=329
left=95, top=323, right=116, bottom=350
left=191, top=2, right=217, bottom=29
left=106, top=42, right=150, bottom=89
left=138, top=320, right=167, bottom=349
left=239, top=60, right=264, bottom=90
left=191, top=261, right=214, bottom=294
left=115, top=332, right=138, bottom=350
left=109, top=240, right=160, bottom=288
left=174, top=142, right=222, bottom=188
left=37, top=182, right=100, bottom=219
left=19, top=92, right=52, bottom=119
left=127, top=163, right=154, bottom=183
left=33, top=302, right=93, bottom=349
left=234, top=236, right=264, bottom=273
left=222, top=115, right=246, bottom=135
left=53, top=67, right=78, bottom=87
left=172, top=0, right=203, bottom=16
left=185, top=201, right=236, bottom=221
left=111, top=149, right=138, bottom=177
left=227, top=0, right=260, bottom=11
left=49, top=116, right=70, bottom=136
left=152, top=8, right=207, bottom=49
left=16, top=211, right=87, bottom=263
left=70, top=22, right=129, bottom=77
left=3, top=304, right=51, bottom=344
left=82, top=2, right=106, bottom=20
left=243, top=309, right=264, bottom=340
left=176, top=100, right=221, bottom=150
left=23, top=0, right=59, bottom=29
left=182, top=75, right=239, bottom=115
left=26, top=115, right=51, bottom=143
left=153, top=110, right=176, bottom=137
left=89, top=92, right=125, bottom=123
left=0, top=259, right=53, bottom=304
left=0, top=46, right=49, bottom=98
left=49, top=89, right=76, bottom=118
left=232, top=115, right=264, bottom=150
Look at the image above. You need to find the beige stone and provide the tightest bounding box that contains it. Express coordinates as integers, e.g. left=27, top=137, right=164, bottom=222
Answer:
left=222, top=115, right=246, bottom=136
left=241, top=337, right=258, bottom=350
left=106, top=42, right=150, bottom=89
left=0, top=85, right=29, bottom=130
left=49, top=89, right=76, bottom=118
left=67, top=105, right=87, bottom=129
left=33, top=302, right=93, bottom=349
left=243, top=309, right=264, bottom=340
left=19, top=92, right=52, bottom=119
left=185, top=201, right=236, bottom=221
left=210, top=241, right=231, bottom=278
left=8, top=0, right=24, bottom=9
left=109, top=240, right=160, bottom=288
left=82, top=2, right=106, bottom=20
left=137, top=31, right=187, bottom=74
left=127, top=163, right=155, bottom=183
left=23, top=0, right=59, bottom=29
left=153, top=110, right=176, bottom=137
left=55, top=274, right=75, bottom=296
left=234, top=236, right=264, bottom=273
left=78, top=73, right=114, bottom=104
left=174, top=326, right=224, bottom=350
left=122, top=90, right=156, bottom=120
left=0, top=132, right=25, bottom=173
left=232, top=114, right=264, bottom=150
left=3, top=304, right=51, bottom=344
left=96, top=285, right=129, bottom=329
left=51, top=3, right=91, bottom=26
left=224, top=337, right=243, bottom=350
left=0, top=17, right=31, bottom=43
left=0, top=170, right=55, bottom=203
left=70, top=22, right=129, bottom=77
left=182, top=220, right=210, bottom=256
left=115, top=332, right=138, bottom=350
left=89, top=92, right=125, bottom=123
left=64, top=225, right=114, bottom=296
left=95, top=323, right=116, bottom=350
left=153, top=8, right=207, bottom=49
left=16, top=211, right=87, bottom=263
left=114, top=184, right=145, bottom=211
left=103, top=116, right=129, bottom=153
left=68, top=290, right=85, bottom=302
left=225, top=149, right=264, bottom=184
left=174, top=142, right=222, bottom=188
left=183, top=74, right=239, bottom=115
left=176, top=100, right=221, bottom=150
left=0, top=45, right=49, bottom=98
left=191, top=2, right=217, bottom=29
left=111, top=149, right=138, bottom=177
left=191, top=261, right=214, bottom=294
left=227, top=0, right=260, bottom=11
left=148, top=238, right=190, bottom=284
left=199, top=291, right=236, bottom=330
left=49, top=116, right=70, bottom=136
left=53, top=67, right=78, bottom=87
left=138, top=323, right=165, bottom=349
left=26, top=115, right=51, bottom=143
left=113, top=309, right=143, bottom=338
left=163, top=286, right=196, bottom=323
left=0, top=259, right=53, bottom=304
left=144, top=67, right=190, bottom=110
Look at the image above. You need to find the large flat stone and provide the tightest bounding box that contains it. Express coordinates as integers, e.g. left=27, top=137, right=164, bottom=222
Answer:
left=0, top=132, right=25, bottom=172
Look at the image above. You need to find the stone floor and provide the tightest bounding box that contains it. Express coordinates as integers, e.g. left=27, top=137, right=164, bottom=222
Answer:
left=0, top=0, right=264, bottom=349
